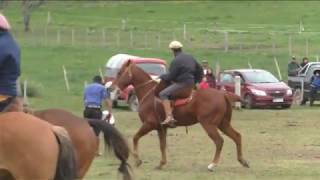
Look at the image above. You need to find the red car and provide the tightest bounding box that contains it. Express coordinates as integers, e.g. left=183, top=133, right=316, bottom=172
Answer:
left=217, top=69, right=293, bottom=109
left=104, top=54, right=167, bottom=111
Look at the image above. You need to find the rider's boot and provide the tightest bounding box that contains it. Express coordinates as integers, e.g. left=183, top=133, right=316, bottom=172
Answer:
left=160, top=99, right=176, bottom=126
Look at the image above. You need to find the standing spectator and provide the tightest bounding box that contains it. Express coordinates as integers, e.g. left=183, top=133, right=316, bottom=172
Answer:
left=300, top=57, right=309, bottom=68
left=83, top=75, right=113, bottom=134
left=288, top=56, right=301, bottom=76
left=309, top=70, right=320, bottom=106
left=199, top=77, right=209, bottom=89
left=0, top=13, right=21, bottom=112
left=202, top=60, right=210, bottom=75
left=205, top=68, right=216, bottom=88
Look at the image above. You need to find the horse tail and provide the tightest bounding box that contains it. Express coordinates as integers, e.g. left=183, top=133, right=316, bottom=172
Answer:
left=52, top=126, right=77, bottom=180
left=224, top=93, right=233, bottom=123
left=88, top=119, right=132, bottom=180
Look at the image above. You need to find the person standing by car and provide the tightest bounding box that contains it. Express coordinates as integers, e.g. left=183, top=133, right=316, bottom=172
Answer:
left=83, top=75, right=113, bottom=132
left=300, top=57, right=309, bottom=68
left=288, top=56, right=301, bottom=76
left=205, top=68, right=216, bottom=88
left=309, top=70, right=320, bottom=106
left=0, top=13, right=22, bottom=112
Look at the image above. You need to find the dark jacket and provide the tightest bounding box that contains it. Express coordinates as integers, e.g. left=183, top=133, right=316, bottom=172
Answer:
left=160, top=52, right=199, bottom=85
left=311, top=75, right=320, bottom=89
left=287, top=61, right=300, bottom=76
left=0, top=31, right=20, bottom=96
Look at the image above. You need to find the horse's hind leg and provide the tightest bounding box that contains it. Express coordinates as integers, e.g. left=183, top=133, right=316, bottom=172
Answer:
left=133, top=123, right=153, bottom=167
left=219, top=124, right=249, bottom=168
left=200, top=121, right=224, bottom=171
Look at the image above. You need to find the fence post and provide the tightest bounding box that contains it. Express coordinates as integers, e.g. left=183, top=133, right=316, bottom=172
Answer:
left=62, top=65, right=70, bottom=92
left=47, top=11, right=51, bottom=25
left=86, top=28, right=89, bottom=47
left=23, top=80, right=29, bottom=105
left=300, top=79, right=304, bottom=103
left=130, top=31, right=133, bottom=47
left=57, top=29, right=61, bottom=45
left=305, top=39, right=309, bottom=57
left=274, top=57, right=282, bottom=80
left=71, top=29, right=75, bottom=46
left=215, top=61, right=220, bottom=78
left=234, top=76, right=241, bottom=109
left=102, top=28, right=106, bottom=47
left=158, top=33, right=161, bottom=48
left=121, top=19, right=126, bottom=30
left=248, top=60, right=252, bottom=69
left=44, top=26, right=48, bottom=46
left=224, top=31, right=229, bottom=52
left=183, top=23, right=187, bottom=40
left=288, top=35, right=292, bottom=56
left=272, top=38, right=276, bottom=55
left=116, top=32, right=120, bottom=47
left=144, top=32, right=148, bottom=48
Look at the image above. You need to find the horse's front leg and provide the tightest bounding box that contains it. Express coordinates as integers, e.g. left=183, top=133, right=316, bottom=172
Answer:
left=133, top=123, right=153, bottom=167
left=156, top=127, right=167, bottom=169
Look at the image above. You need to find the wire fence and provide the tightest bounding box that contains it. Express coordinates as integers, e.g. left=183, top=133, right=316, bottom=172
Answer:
left=11, top=24, right=320, bottom=57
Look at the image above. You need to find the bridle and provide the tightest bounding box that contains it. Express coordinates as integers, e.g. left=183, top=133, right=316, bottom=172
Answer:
left=119, top=64, right=158, bottom=105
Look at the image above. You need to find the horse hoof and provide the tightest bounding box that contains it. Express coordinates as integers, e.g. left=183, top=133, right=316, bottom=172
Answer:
left=207, top=163, right=217, bottom=172
left=135, top=159, right=142, bottom=167
left=240, top=159, right=250, bottom=168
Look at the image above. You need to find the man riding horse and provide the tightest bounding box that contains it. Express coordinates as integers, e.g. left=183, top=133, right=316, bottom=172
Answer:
left=159, top=40, right=203, bottom=126
left=0, top=13, right=21, bottom=112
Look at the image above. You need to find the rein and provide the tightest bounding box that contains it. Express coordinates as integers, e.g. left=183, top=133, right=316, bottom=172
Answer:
left=125, top=64, right=158, bottom=105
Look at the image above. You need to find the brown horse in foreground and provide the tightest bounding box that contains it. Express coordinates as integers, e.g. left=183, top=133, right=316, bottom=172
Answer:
left=112, top=60, right=249, bottom=171
left=0, top=111, right=76, bottom=180
left=31, top=108, right=131, bottom=180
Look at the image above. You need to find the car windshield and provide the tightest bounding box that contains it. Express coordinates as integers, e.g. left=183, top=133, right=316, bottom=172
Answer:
left=243, top=70, right=279, bottom=83
left=105, top=63, right=166, bottom=78
left=136, top=63, right=166, bottom=76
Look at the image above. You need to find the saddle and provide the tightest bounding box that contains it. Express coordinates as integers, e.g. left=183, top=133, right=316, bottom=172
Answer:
left=169, top=87, right=194, bottom=107
left=172, top=92, right=194, bottom=107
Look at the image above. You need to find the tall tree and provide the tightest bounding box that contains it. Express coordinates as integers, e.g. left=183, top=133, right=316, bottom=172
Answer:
left=22, top=0, right=45, bottom=32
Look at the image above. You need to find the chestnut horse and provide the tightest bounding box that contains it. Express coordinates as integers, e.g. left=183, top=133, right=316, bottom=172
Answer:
left=31, top=108, right=131, bottom=180
left=0, top=111, right=76, bottom=180
left=112, top=61, right=249, bottom=171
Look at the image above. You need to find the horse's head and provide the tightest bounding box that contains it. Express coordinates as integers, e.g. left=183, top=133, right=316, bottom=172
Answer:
left=112, top=60, right=134, bottom=90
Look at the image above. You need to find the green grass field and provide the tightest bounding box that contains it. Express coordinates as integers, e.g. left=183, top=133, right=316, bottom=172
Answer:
left=2, top=1, right=320, bottom=179
left=85, top=107, right=320, bottom=180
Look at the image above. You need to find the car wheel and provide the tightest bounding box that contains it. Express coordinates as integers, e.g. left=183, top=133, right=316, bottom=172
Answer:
left=128, top=94, right=139, bottom=112
left=244, top=94, right=253, bottom=109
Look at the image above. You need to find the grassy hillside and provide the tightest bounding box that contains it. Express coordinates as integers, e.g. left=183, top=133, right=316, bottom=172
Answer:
left=1, top=1, right=319, bottom=111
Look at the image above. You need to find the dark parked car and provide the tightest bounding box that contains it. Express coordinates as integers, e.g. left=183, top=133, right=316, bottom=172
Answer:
left=217, top=69, right=293, bottom=109
left=288, top=62, right=320, bottom=105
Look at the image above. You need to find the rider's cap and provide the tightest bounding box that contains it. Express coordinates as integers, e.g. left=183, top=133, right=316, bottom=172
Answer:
left=169, top=41, right=183, bottom=49
left=0, top=13, right=11, bottom=30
